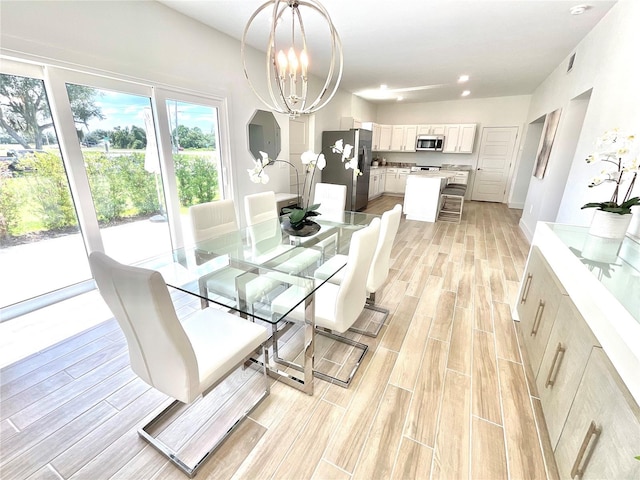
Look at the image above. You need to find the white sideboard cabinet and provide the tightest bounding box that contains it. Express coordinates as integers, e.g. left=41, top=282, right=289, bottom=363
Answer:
left=516, top=223, right=640, bottom=479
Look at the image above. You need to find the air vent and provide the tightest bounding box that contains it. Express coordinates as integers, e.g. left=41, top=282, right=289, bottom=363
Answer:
left=567, top=53, right=576, bottom=73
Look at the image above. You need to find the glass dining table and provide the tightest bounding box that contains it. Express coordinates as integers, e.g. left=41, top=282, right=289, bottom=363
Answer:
left=136, top=210, right=379, bottom=395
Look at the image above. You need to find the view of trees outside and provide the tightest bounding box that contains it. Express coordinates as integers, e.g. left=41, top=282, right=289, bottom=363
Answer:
left=0, top=74, right=222, bottom=244
left=0, top=71, right=223, bottom=308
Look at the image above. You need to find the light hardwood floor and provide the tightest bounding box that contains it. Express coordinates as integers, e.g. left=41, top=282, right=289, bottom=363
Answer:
left=0, top=197, right=557, bottom=480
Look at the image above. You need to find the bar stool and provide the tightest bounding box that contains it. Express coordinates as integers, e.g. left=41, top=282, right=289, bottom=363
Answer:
left=438, top=184, right=467, bottom=223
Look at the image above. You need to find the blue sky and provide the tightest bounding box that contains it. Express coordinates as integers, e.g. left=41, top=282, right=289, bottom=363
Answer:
left=85, top=90, right=217, bottom=134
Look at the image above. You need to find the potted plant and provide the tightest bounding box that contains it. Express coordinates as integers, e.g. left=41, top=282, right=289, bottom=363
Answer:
left=247, top=139, right=357, bottom=235
left=581, top=129, right=639, bottom=238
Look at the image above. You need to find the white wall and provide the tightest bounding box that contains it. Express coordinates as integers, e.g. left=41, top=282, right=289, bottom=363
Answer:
left=374, top=95, right=531, bottom=171
left=509, top=120, right=543, bottom=209
left=0, top=0, right=365, bottom=225
left=520, top=0, right=640, bottom=240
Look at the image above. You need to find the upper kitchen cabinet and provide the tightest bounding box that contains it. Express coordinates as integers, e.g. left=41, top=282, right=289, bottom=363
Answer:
left=417, top=124, right=446, bottom=136
left=443, top=124, right=476, bottom=153
left=390, top=125, right=418, bottom=152
left=375, top=124, right=393, bottom=151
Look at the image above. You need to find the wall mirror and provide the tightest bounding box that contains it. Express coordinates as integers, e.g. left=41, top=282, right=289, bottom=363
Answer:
left=248, top=109, right=281, bottom=161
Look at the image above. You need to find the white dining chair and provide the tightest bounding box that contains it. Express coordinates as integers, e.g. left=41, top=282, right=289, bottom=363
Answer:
left=244, top=191, right=320, bottom=274
left=88, top=251, right=269, bottom=477
left=270, top=217, right=381, bottom=387
left=314, top=204, right=402, bottom=337
left=189, top=199, right=238, bottom=243
left=189, top=200, right=279, bottom=312
left=298, top=182, right=347, bottom=257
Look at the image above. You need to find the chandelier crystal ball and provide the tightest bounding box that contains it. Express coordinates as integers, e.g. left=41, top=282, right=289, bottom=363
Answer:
left=241, top=0, right=344, bottom=118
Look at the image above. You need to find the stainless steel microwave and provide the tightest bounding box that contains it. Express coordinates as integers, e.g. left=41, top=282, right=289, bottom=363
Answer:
left=416, top=135, right=444, bottom=151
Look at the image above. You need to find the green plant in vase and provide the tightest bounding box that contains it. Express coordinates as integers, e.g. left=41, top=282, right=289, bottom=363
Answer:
left=581, top=129, right=639, bottom=215
left=248, top=139, right=357, bottom=230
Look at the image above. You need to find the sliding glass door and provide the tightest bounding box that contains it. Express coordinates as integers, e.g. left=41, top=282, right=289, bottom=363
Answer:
left=0, top=70, right=90, bottom=309
left=163, top=97, right=225, bottom=245
left=63, top=83, right=172, bottom=264
left=0, top=61, right=232, bottom=318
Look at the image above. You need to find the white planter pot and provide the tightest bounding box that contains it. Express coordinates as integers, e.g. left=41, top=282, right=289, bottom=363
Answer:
left=588, top=210, right=633, bottom=239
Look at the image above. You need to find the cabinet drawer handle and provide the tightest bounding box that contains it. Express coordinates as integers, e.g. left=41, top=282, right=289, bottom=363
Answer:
left=545, top=342, right=566, bottom=388
left=520, top=273, right=533, bottom=303
left=571, top=420, right=602, bottom=479
left=530, top=300, right=545, bottom=336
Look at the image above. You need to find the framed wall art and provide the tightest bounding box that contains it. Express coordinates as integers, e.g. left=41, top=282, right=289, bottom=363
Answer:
left=533, top=108, right=562, bottom=179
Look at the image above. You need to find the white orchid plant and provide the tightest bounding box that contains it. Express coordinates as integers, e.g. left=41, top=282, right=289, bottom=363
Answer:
left=248, top=139, right=358, bottom=227
left=581, top=129, right=639, bottom=215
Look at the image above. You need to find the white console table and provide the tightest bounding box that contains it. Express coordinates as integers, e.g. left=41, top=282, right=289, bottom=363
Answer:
left=516, top=222, right=640, bottom=479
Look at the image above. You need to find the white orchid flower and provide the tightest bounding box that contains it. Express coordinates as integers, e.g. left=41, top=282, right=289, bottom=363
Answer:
left=344, top=157, right=358, bottom=171
left=342, top=143, right=353, bottom=162
left=316, top=153, right=326, bottom=170
left=301, top=150, right=317, bottom=165
left=331, top=139, right=344, bottom=154
left=259, top=151, right=271, bottom=166
left=248, top=157, right=269, bottom=184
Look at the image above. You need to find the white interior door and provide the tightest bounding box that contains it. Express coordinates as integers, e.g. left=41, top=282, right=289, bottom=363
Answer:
left=471, top=127, right=519, bottom=202
left=289, top=116, right=308, bottom=201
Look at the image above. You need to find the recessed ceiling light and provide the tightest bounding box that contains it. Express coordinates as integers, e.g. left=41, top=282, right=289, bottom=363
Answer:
left=458, top=75, right=469, bottom=83
left=397, top=96, right=403, bottom=101
left=461, top=90, right=471, bottom=97
left=380, top=84, right=388, bottom=90
left=570, top=4, right=590, bottom=15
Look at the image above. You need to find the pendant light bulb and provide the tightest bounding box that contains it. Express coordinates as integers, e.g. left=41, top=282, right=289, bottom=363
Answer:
left=241, top=0, right=344, bottom=118
left=287, top=47, right=299, bottom=74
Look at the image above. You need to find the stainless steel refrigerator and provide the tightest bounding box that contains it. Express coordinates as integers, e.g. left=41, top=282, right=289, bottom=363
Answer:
left=321, top=129, right=372, bottom=211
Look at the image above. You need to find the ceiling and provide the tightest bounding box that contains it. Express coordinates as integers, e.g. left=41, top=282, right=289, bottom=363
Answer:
left=158, top=0, right=617, bottom=104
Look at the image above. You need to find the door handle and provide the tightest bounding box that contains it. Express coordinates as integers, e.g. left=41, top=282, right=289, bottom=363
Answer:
left=530, top=300, right=545, bottom=336
left=477, top=167, right=482, bottom=170
left=545, top=342, right=566, bottom=388
left=520, top=273, right=533, bottom=303
left=571, top=421, right=601, bottom=478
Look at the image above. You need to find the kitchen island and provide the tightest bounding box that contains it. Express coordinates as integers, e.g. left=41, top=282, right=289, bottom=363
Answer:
left=403, top=172, right=454, bottom=222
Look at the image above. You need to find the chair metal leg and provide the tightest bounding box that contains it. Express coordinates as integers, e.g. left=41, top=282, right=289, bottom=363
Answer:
left=348, top=303, right=389, bottom=338
left=313, top=328, right=368, bottom=388
left=137, top=347, right=269, bottom=478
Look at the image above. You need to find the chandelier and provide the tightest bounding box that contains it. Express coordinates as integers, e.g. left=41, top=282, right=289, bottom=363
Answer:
left=241, top=0, right=343, bottom=118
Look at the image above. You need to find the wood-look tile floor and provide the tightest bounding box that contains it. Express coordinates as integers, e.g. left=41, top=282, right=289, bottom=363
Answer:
left=0, top=197, right=556, bottom=480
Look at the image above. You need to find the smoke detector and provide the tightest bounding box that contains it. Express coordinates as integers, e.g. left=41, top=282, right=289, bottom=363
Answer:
left=570, top=4, right=590, bottom=15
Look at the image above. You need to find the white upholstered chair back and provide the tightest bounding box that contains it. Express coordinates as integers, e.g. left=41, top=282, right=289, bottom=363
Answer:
left=244, top=191, right=278, bottom=225
left=189, top=199, right=238, bottom=244
left=313, top=183, right=347, bottom=222
left=332, top=217, right=380, bottom=332
left=89, top=251, right=199, bottom=404
left=367, top=204, right=402, bottom=294
left=244, top=191, right=283, bottom=256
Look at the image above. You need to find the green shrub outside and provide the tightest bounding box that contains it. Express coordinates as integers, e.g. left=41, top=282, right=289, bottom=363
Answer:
left=0, top=163, right=20, bottom=238
left=0, top=151, right=218, bottom=238
left=19, top=151, right=78, bottom=230
left=174, top=153, right=219, bottom=205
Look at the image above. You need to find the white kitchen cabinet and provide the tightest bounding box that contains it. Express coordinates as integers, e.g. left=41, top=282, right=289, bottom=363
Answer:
left=442, top=124, right=476, bottom=153
left=377, top=125, right=393, bottom=151
left=368, top=169, right=381, bottom=199
left=390, top=125, right=405, bottom=151
left=417, top=124, right=446, bottom=136
left=379, top=169, right=386, bottom=196
left=372, top=123, right=381, bottom=150
left=385, top=167, right=410, bottom=194
left=389, top=125, right=418, bottom=152
left=439, top=170, right=469, bottom=185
